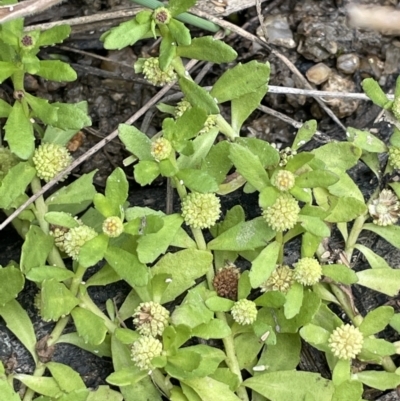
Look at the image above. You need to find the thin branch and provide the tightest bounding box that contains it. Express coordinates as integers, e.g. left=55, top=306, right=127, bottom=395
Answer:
left=0, top=0, right=64, bottom=23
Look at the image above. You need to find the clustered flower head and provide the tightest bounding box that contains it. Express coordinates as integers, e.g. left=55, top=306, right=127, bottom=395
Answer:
left=388, top=146, right=400, bottom=169
left=260, top=265, right=294, bottom=294
left=0, top=146, right=18, bottom=180
left=131, top=336, right=163, bottom=371
left=293, top=257, right=322, bottom=286
left=133, top=301, right=170, bottom=337
left=368, top=189, right=400, bottom=226
left=152, top=7, right=171, bottom=25
left=328, top=324, right=364, bottom=360
left=199, top=115, right=218, bottom=135
left=278, top=147, right=297, bottom=167
left=50, top=225, right=70, bottom=252
left=181, top=192, right=221, bottom=229
left=63, top=224, right=98, bottom=260
left=262, top=194, right=300, bottom=232
left=32, top=143, right=72, bottom=183
left=174, top=99, right=192, bottom=119
left=231, top=299, right=258, bottom=325
left=151, top=138, right=172, bottom=161
left=142, top=57, right=176, bottom=87
left=102, top=216, right=124, bottom=238
left=213, top=263, right=240, bottom=301
left=272, top=170, right=295, bottom=192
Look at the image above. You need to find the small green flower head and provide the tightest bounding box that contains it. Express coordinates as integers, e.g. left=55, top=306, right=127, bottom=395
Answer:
left=328, top=324, right=364, bottom=360
left=213, top=263, right=240, bottom=301
left=131, top=336, right=163, bottom=371
left=152, top=7, right=171, bottom=25
left=133, top=301, right=170, bottom=337
left=174, top=99, right=192, bottom=119
left=231, top=299, right=258, bottom=325
left=278, top=147, right=297, bottom=167
left=0, top=146, right=18, bottom=180
left=293, top=257, right=322, bottom=286
left=33, top=143, right=72, bottom=183
left=142, top=57, right=176, bottom=87
left=368, top=189, right=400, bottom=226
left=102, top=216, right=124, bottom=238
left=260, top=265, right=294, bottom=294
left=63, top=225, right=98, bottom=260
left=181, top=192, right=221, bottom=229
left=388, top=146, right=400, bottom=169
left=151, top=138, right=172, bottom=161
left=271, top=170, right=296, bottom=192
left=262, top=194, right=300, bottom=232
left=50, top=225, right=70, bottom=252
left=392, top=96, right=400, bottom=121
left=199, top=115, right=218, bottom=135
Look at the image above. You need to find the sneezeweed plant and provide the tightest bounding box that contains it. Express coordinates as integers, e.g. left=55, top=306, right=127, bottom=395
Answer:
left=2, top=1, right=400, bottom=401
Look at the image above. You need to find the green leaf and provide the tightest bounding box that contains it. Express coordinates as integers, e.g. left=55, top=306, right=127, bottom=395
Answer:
left=104, top=167, right=129, bottom=212
left=0, top=265, right=24, bottom=306
left=325, top=196, right=367, bottom=223
left=359, top=306, right=394, bottom=336
left=26, top=266, right=75, bottom=283
left=284, top=282, right=304, bottom=319
left=14, top=375, right=62, bottom=398
left=71, top=307, right=108, bottom=345
left=363, top=223, right=400, bottom=248
left=46, top=362, right=85, bottom=393
left=356, top=268, right=400, bottom=296
left=312, top=142, right=361, bottom=170
left=105, top=247, right=149, bottom=287
left=361, top=78, right=391, bottom=108
left=354, top=244, right=391, bottom=269
left=0, top=362, right=20, bottom=400
left=179, top=77, right=220, bottom=115
left=390, top=313, right=400, bottom=333
left=114, top=328, right=140, bottom=345
left=353, top=371, right=400, bottom=391
left=0, top=98, right=12, bottom=117
left=24, top=92, right=58, bottom=125
left=234, top=332, right=264, bottom=370
left=168, top=18, right=191, bottom=46
left=208, top=217, right=275, bottom=251
left=176, top=169, right=218, bottom=193
left=118, top=124, right=152, bottom=160
left=51, top=101, right=91, bottom=131
left=332, top=380, right=363, bottom=401
left=210, top=61, right=270, bottom=103
left=296, top=170, right=339, bottom=188
left=0, top=61, right=16, bottom=83
left=106, top=366, right=147, bottom=387
left=44, top=211, right=80, bottom=228
left=205, top=296, right=235, bottom=312
left=346, top=127, right=387, bottom=153
left=0, top=299, right=38, bottom=364
left=321, top=264, right=358, bottom=285
left=4, top=101, right=34, bottom=159
left=292, top=120, right=317, bottom=150
left=87, top=385, right=124, bottom=401
left=102, top=19, right=152, bottom=49
left=151, top=249, right=213, bottom=303
left=134, top=160, right=160, bottom=185
left=300, top=324, right=331, bottom=350
left=298, top=215, right=330, bottom=237
left=249, top=241, right=280, bottom=288
left=192, top=319, right=231, bottom=339
left=169, top=0, right=197, bottom=16
left=176, top=36, right=237, bottom=64
left=38, top=24, right=71, bottom=46
left=57, top=332, right=111, bottom=358
left=183, top=376, right=242, bottom=401
left=244, top=371, right=334, bottom=401
left=229, top=143, right=270, bottom=191
left=159, top=32, right=176, bottom=70
left=46, top=171, right=97, bottom=215
left=37, top=60, right=77, bottom=82
left=360, top=337, right=395, bottom=360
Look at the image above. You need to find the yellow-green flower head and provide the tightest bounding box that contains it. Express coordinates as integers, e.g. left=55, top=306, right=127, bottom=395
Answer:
left=368, top=189, right=400, bottom=226
left=152, top=7, right=171, bottom=25
left=199, top=115, right=218, bottom=135
left=262, top=194, right=300, bottom=232
left=174, top=99, right=192, bottom=119
left=142, top=57, right=176, bottom=87
left=231, top=299, right=258, bottom=325
left=392, top=96, right=400, bottom=121
left=133, top=301, right=170, bottom=337
left=63, top=225, right=98, bottom=260
left=151, top=138, right=172, bottom=162
left=102, top=216, right=124, bottom=238
left=272, top=170, right=295, bottom=192
left=33, top=143, right=72, bottom=183
left=0, top=146, right=18, bottom=180
left=388, top=146, right=400, bottom=169
left=278, top=147, right=297, bottom=167
left=50, top=225, right=70, bottom=252
left=260, top=265, right=294, bottom=294
left=328, top=324, right=364, bottom=360
left=131, top=336, right=163, bottom=371
left=293, top=257, right=322, bottom=286
left=181, top=192, right=221, bottom=229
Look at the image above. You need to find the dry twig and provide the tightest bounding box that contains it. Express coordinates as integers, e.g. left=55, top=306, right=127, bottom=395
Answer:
left=0, top=0, right=64, bottom=23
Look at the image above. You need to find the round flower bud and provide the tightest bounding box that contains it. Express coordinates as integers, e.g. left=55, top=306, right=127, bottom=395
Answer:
left=388, top=146, right=400, bottom=169
left=328, top=324, right=364, bottom=360
left=260, top=265, right=294, bottom=294
left=262, top=194, right=300, bottom=232
left=213, top=263, right=240, bottom=301
left=152, top=7, right=171, bottom=25
left=142, top=57, right=176, bottom=87
left=368, top=189, right=400, bottom=226
left=131, top=336, right=163, bottom=371
left=102, top=216, right=124, bottom=238
left=63, top=225, right=98, bottom=260
left=231, top=299, right=258, bottom=325
left=293, top=257, right=322, bottom=286
left=33, top=143, right=72, bottom=183
left=174, top=99, right=192, bottom=119
left=271, top=170, right=295, bottom=192
left=0, top=146, right=18, bottom=180
left=181, top=192, right=221, bottom=229
left=151, top=138, right=172, bottom=161
left=133, top=301, right=170, bottom=337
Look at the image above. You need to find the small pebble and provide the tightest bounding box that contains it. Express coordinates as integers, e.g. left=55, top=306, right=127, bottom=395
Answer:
left=336, top=53, right=360, bottom=74
left=306, top=63, right=331, bottom=85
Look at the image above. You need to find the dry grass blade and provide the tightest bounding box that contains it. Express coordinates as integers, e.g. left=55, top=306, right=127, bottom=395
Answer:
left=0, top=0, right=64, bottom=23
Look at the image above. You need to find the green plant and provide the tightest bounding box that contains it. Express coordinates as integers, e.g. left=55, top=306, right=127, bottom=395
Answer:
left=1, top=1, right=400, bottom=401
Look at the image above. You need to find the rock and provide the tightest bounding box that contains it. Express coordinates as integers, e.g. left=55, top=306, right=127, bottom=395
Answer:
left=336, top=54, right=360, bottom=75
left=306, top=63, right=331, bottom=85
left=257, top=15, right=296, bottom=49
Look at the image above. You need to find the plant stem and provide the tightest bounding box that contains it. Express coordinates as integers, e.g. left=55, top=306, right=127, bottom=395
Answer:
left=216, top=114, right=238, bottom=140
